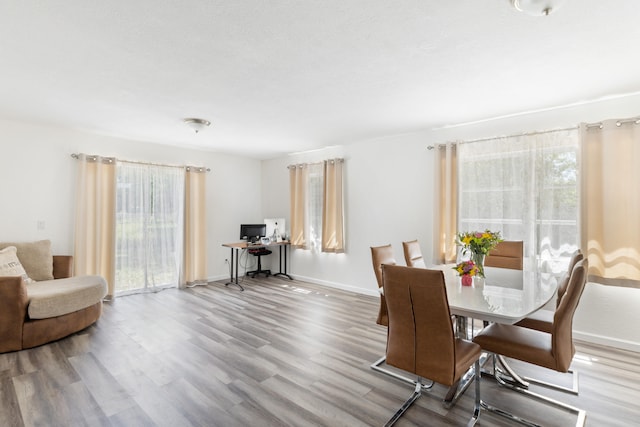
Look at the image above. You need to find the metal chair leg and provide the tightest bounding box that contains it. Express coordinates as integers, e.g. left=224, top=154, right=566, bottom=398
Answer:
left=371, top=356, right=434, bottom=390
left=384, top=381, right=423, bottom=427
left=483, top=354, right=586, bottom=427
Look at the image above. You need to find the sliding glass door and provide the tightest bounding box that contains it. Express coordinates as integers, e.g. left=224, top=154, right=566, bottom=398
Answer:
left=115, top=163, right=185, bottom=294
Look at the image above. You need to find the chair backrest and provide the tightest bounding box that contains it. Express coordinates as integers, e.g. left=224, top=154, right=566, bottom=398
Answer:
left=382, top=264, right=460, bottom=386
left=484, top=240, right=523, bottom=270
left=371, top=244, right=396, bottom=326
left=402, top=240, right=426, bottom=268
left=556, top=250, right=584, bottom=307
left=552, top=258, right=588, bottom=372
left=371, top=244, right=396, bottom=289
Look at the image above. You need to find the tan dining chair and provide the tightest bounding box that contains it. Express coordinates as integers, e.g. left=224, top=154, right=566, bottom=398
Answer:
left=516, top=250, right=584, bottom=334
left=484, top=240, right=524, bottom=270
left=381, top=264, right=481, bottom=426
left=370, top=244, right=396, bottom=326
left=402, top=239, right=426, bottom=268
left=472, top=259, right=588, bottom=426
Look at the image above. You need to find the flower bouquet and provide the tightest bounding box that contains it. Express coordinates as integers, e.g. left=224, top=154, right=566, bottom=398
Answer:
left=453, top=260, right=479, bottom=286
left=456, top=230, right=503, bottom=277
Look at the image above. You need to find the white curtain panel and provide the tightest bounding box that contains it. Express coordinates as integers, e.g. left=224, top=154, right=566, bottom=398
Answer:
left=457, top=129, right=579, bottom=275
left=115, top=162, right=185, bottom=294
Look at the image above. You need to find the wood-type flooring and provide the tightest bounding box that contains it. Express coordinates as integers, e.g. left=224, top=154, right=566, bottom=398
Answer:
left=1, top=276, right=638, bottom=426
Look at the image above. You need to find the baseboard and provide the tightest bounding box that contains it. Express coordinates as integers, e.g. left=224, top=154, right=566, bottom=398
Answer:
left=573, top=331, right=640, bottom=354
left=285, top=274, right=380, bottom=297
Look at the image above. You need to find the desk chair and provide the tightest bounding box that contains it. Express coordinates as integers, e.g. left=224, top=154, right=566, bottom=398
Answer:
left=402, top=240, right=426, bottom=268
left=484, top=240, right=524, bottom=270
left=247, top=247, right=272, bottom=278
left=381, top=265, right=481, bottom=426
left=472, top=259, right=588, bottom=427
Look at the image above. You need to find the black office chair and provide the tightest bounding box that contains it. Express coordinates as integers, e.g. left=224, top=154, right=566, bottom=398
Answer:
left=247, top=247, right=272, bottom=278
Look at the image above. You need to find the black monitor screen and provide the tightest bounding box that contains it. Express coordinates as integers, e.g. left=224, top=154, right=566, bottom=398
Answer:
left=240, top=224, right=267, bottom=241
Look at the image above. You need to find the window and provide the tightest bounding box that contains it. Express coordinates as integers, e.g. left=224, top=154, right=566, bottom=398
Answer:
left=289, top=159, right=344, bottom=253
left=457, top=129, right=579, bottom=274
left=115, top=162, right=185, bottom=293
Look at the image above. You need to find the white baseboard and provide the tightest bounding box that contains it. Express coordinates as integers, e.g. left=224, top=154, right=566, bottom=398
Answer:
left=574, top=331, right=640, bottom=354
left=277, top=274, right=380, bottom=297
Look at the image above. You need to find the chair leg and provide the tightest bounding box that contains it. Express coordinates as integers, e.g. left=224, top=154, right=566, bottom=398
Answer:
left=523, top=369, right=579, bottom=395
left=371, top=356, right=434, bottom=390
left=482, top=354, right=586, bottom=427
left=384, top=380, right=423, bottom=427
left=247, top=254, right=272, bottom=278
left=495, top=355, right=580, bottom=395
left=468, top=360, right=481, bottom=427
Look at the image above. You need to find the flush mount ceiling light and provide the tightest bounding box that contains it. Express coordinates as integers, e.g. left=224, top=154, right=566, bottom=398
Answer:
left=511, top=0, right=566, bottom=16
left=183, top=118, right=211, bottom=133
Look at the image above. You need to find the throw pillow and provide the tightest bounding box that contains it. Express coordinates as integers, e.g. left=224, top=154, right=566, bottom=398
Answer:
left=0, top=246, right=34, bottom=283
left=0, top=240, right=54, bottom=281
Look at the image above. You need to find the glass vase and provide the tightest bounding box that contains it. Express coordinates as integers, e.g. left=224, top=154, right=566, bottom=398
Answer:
left=471, top=251, right=485, bottom=278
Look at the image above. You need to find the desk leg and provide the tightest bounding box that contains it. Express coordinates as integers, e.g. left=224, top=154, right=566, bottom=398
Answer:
left=225, top=248, right=244, bottom=291
left=273, top=245, right=293, bottom=280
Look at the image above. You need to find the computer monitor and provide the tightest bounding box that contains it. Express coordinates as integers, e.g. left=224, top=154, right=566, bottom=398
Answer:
left=240, top=224, right=267, bottom=242
left=264, top=218, right=285, bottom=240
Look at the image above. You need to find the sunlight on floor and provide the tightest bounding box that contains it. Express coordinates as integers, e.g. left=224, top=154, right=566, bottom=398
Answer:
left=280, top=283, right=330, bottom=297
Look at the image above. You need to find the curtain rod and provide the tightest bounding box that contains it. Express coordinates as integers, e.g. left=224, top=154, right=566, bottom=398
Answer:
left=287, top=158, right=344, bottom=169
left=426, top=126, right=578, bottom=150
left=583, top=116, right=640, bottom=130
left=427, top=115, right=640, bottom=150
left=70, top=153, right=210, bottom=172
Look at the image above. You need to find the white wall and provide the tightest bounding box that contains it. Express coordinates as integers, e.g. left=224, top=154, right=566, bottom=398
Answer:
left=0, top=117, right=262, bottom=281
left=261, top=93, right=640, bottom=352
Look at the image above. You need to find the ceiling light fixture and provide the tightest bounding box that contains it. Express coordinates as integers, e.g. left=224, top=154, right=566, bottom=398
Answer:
left=511, top=0, right=565, bottom=16
left=183, top=118, right=211, bottom=133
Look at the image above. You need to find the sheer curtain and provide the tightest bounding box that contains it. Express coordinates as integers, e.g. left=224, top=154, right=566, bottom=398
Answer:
left=457, top=129, right=579, bottom=274
left=580, top=119, right=640, bottom=288
left=321, top=158, right=345, bottom=253
left=74, top=154, right=117, bottom=298
left=433, top=143, right=458, bottom=264
left=115, top=162, right=185, bottom=294
left=182, top=167, right=208, bottom=288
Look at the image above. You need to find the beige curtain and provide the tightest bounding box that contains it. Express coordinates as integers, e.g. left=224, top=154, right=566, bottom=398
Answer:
left=433, top=143, right=458, bottom=264
left=322, top=158, right=345, bottom=253
left=73, top=154, right=117, bottom=298
left=289, top=164, right=307, bottom=248
left=580, top=119, right=640, bottom=288
left=182, top=167, right=208, bottom=288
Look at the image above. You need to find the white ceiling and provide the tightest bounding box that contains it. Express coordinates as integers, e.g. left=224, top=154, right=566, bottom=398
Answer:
left=1, top=1, right=639, bottom=159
